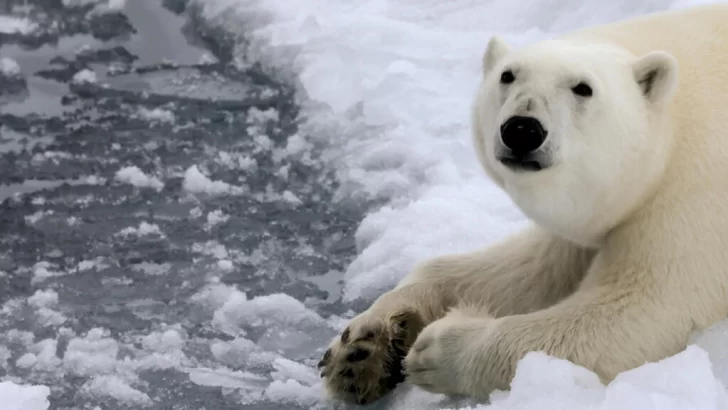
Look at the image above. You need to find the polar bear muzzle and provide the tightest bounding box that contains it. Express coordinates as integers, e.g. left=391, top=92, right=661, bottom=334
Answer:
left=497, top=115, right=549, bottom=171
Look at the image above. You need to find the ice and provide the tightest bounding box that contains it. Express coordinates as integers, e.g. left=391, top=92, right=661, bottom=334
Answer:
left=264, top=379, right=320, bottom=407
left=27, top=290, right=59, bottom=309
left=116, top=221, right=165, bottom=237
left=16, top=353, right=38, bottom=369
left=72, top=69, right=97, bottom=84
left=0, top=381, right=50, bottom=410
left=137, top=107, right=176, bottom=124
left=182, top=165, right=243, bottom=195
left=210, top=337, right=276, bottom=368
left=187, top=367, right=267, bottom=386
left=61, top=0, right=126, bottom=13
left=0, top=57, right=20, bottom=76
left=187, top=0, right=728, bottom=409
left=207, top=286, right=329, bottom=336
left=81, top=375, right=152, bottom=407
left=205, top=209, right=229, bottom=229
left=114, top=166, right=164, bottom=191
left=31, top=261, right=67, bottom=284
left=130, top=262, right=171, bottom=276
left=0, top=16, right=37, bottom=34
left=63, top=328, right=121, bottom=377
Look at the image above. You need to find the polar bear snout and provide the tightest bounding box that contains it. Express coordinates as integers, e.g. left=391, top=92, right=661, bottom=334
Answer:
left=497, top=116, right=550, bottom=171
left=500, top=116, right=547, bottom=153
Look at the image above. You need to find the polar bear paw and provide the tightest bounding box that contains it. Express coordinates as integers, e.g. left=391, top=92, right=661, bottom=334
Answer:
left=318, top=308, right=425, bottom=404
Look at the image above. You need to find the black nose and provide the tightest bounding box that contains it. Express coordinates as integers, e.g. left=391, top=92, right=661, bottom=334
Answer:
left=499, top=116, right=547, bottom=155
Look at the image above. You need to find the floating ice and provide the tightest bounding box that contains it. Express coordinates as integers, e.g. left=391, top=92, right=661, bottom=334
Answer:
left=81, top=375, right=152, bottom=407
left=72, top=69, right=97, bottom=84
left=115, top=166, right=164, bottom=191
left=61, top=0, right=127, bottom=12
left=0, top=16, right=37, bottom=34
left=0, top=58, right=20, bottom=76
left=137, top=107, right=176, bottom=124
left=182, top=165, right=243, bottom=195
left=116, top=221, right=165, bottom=237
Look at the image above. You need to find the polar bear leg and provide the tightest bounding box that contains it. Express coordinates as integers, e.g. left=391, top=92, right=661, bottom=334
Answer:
left=395, top=224, right=595, bottom=317
left=405, top=232, right=701, bottom=398
left=319, top=224, right=594, bottom=404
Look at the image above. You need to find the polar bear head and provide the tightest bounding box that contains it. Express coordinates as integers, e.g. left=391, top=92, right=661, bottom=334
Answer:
left=472, top=36, right=679, bottom=247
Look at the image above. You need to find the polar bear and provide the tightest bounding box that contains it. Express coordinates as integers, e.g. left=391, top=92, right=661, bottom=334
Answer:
left=318, top=3, right=728, bottom=405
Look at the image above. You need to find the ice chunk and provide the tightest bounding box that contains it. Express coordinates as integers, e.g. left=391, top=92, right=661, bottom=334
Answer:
left=115, top=166, right=164, bottom=191
left=0, top=58, right=20, bottom=76
left=116, top=222, right=165, bottom=237
left=264, top=379, right=320, bottom=407
left=0, top=16, right=37, bottom=34
left=63, top=328, right=120, bottom=377
left=72, top=69, right=97, bottom=84
left=0, top=381, right=50, bottom=410
left=182, top=165, right=243, bottom=195
left=137, top=107, right=176, bottom=124
left=81, top=375, right=151, bottom=406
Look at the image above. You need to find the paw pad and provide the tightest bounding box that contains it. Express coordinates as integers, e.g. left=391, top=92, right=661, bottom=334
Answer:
left=346, top=348, right=370, bottom=362
left=320, top=309, right=426, bottom=405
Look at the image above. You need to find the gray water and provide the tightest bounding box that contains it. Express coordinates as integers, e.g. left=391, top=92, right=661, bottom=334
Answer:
left=0, top=0, right=375, bottom=408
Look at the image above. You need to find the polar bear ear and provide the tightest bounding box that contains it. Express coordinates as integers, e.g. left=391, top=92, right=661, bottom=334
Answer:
left=483, top=36, right=511, bottom=75
left=631, top=51, right=679, bottom=105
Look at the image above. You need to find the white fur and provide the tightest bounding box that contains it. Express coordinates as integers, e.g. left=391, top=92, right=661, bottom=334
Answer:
left=323, top=4, right=728, bottom=403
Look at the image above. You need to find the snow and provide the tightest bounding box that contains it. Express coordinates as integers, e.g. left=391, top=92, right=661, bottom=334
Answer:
left=185, top=0, right=728, bottom=409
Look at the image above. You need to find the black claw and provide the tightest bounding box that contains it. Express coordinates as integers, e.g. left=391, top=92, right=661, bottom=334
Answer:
left=340, top=368, right=355, bottom=378
left=318, top=349, right=331, bottom=368
left=345, top=384, right=357, bottom=393
left=391, top=339, right=407, bottom=357
left=346, top=348, right=370, bottom=362
left=379, top=338, right=409, bottom=391
left=341, top=327, right=351, bottom=343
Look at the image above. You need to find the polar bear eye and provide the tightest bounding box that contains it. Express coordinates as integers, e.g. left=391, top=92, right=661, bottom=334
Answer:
left=500, top=70, right=515, bottom=84
left=571, top=82, right=593, bottom=97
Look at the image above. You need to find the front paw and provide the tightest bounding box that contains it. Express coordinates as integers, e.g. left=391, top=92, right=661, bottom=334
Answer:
left=318, top=308, right=425, bottom=405
left=404, top=311, right=502, bottom=397
left=403, top=315, right=468, bottom=396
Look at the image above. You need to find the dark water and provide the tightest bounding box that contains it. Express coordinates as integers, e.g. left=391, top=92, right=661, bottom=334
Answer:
left=0, top=0, right=374, bottom=408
